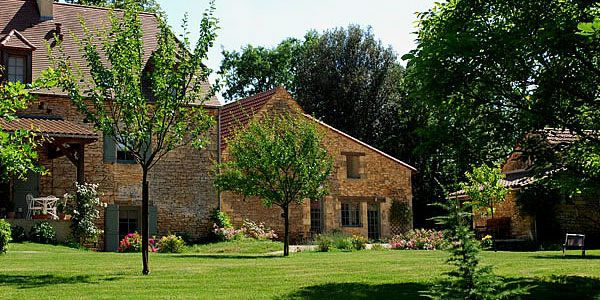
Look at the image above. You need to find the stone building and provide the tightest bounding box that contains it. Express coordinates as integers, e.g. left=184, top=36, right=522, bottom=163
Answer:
left=456, top=129, right=600, bottom=246
left=218, top=88, right=416, bottom=242
left=0, top=0, right=416, bottom=250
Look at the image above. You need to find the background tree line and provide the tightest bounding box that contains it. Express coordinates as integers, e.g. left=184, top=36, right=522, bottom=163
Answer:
left=216, top=0, right=600, bottom=227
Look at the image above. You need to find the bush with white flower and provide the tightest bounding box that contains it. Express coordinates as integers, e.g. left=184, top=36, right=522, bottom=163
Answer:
left=64, top=182, right=106, bottom=245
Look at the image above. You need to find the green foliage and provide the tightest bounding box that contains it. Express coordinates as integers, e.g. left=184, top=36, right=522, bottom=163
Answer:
left=44, top=0, right=218, bottom=274
left=460, top=164, right=509, bottom=219
left=351, top=235, right=367, bottom=251
left=0, top=80, right=45, bottom=181
left=215, top=112, right=333, bottom=256
left=0, top=219, right=11, bottom=253
left=64, top=0, right=161, bottom=13
left=211, top=209, right=232, bottom=228
left=426, top=197, right=528, bottom=300
left=29, top=222, right=56, bottom=244
left=65, top=182, right=104, bottom=245
left=390, top=200, right=412, bottom=227
left=217, top=37, right=306, bottom=100
left=157, top=234, right=185, bottom=253
left=10, top=225, right=26, bottom=242
left=315, top=234, right=332, bottom=252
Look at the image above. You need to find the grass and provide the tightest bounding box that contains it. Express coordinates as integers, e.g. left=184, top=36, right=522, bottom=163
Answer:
left=2, top=242, right=600, bottom=299
left=187, top=239, right=283, bottom=254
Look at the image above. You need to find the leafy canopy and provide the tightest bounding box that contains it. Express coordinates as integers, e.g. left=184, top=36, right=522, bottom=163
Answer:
left=215, top=112, right=333, bottom=208
left=460, top=164, right=509, bottom=218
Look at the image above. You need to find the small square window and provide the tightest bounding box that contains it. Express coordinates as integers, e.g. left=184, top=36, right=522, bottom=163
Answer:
left=346, top=155, right=361, bottom=179
left=341, top=202, right=361, bottom=227
left=116, top=140, right=136, bottom=163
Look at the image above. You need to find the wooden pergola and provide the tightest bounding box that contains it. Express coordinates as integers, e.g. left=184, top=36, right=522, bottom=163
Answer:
left=0, top=116, right=98, bottom=184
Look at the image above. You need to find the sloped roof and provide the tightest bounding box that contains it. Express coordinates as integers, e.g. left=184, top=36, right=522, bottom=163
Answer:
left=0, top=116, right=97, bottom=139
left=219, top=87, right=417, bottom=173
left=0, top=0, right=219, bottom=106
left=449, top=170, right=535, bottom=198
left=219, top=88, right=279, bottom=150
left=0, top=29, right=36, bottom=50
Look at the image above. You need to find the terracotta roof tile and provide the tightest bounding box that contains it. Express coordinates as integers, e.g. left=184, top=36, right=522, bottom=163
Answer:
left=0, top=116, right=97, bottom=139
left=1, top=0, right=220, bottom=106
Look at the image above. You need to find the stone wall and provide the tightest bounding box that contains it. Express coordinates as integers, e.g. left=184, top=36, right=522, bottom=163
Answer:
left=21, top=95, right=219, bottom=248
left=220, top=89, right=414, bottom=242
left=7, top=219, right=72, bottom=242
left=472, top=190, right=534, bottom=240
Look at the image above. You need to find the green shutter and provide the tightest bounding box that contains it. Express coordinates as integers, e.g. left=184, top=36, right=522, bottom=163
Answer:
left=142, top=135, right=152, bottom=163
left=103, top=133, right=116, bottom=163
left=149, top=205, right=158, bottom=236
left=105, top=204, right=120, bottom=252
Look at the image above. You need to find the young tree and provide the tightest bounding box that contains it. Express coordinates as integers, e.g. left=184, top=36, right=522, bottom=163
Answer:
left=460, top=164, right=509, bottom=220
left=45, top=1, right=218, bottom=274
left=214, top=113, right=333, bottom=256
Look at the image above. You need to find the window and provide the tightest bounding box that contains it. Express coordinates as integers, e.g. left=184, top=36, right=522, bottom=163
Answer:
left=118, top=206, right=139, bottom=238
left=116, top=140, right=136, bottom=163
left=346, top=155, right=361, bottom=179
left=6, top=54, right=26, bottom=83
left=341, top=202, right=361, bottom=227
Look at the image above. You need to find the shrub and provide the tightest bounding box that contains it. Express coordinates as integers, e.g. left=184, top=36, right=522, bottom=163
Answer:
left=157, top=234, right=185, bottom=253
left=481, top=235, right=493, bottom=250
left=352, top=235, right=367, bottom=250
left=64, top=182, right=105, bottom=245
left=29, top=222, right=56, bottom=244
left=10, top=225, right=26, bottom=242
left=211, top=209, right=232, bottom=229
left=390, top=229, right=445, bottom=250
left=240, top=219, right=278, bottom=240
left=213, top=224, right=244, bottom=241
left=334, top=237, right=353, bottom=250
left=0, top=219, right=12, bottom=253
left=117, top=233, right=157, bottom=253
left=315, top=234, right=332, bottom=252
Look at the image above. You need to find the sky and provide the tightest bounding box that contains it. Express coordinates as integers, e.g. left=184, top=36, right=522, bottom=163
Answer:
left=156, top=0, right=437, bottom=85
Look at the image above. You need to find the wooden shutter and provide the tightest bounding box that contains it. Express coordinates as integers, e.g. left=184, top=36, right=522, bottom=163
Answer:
left=104, top=204, right=120, bottom=252
left=103, top=133, right=116, bottom=163
left=149, top=205, right=158, bottom=236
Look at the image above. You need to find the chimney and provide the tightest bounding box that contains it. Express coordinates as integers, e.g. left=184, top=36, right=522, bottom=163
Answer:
left=36, top=0, right=54, bottom=21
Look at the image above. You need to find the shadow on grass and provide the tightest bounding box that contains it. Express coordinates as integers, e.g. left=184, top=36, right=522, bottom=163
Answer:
left=531, top=254, right=600, bottom=260
left=173, top=254, right=282, bottom=259
left=277, top=276, right=600, bottom=300
left=0, top=274, right=122, bottom=289
left=277, top=282, right=428, bottom=300
left=523, top=275, right=600, bottom=300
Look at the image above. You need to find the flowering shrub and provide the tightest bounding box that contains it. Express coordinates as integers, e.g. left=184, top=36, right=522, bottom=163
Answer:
left=64, top=182, right=106, bottom=245
left=351, top=235, right=367, bottom=250
left=315, top=234, right=333, bottom=252
left=481, top=235, right=493, bottom=250
left=157, top=234, right=185, bottom=253
left=29, top=221, right=56, bottom=244
left=117, top=232, right=157, bottom=253
left=390, top=229, right=445, bottom=250
left=213, top=219, right=278, bottom=241
left=240, top=219, right=278, bottom=240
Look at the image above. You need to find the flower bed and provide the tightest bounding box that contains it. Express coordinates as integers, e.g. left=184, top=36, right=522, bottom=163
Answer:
left=390, top=229, right=445, bottom=250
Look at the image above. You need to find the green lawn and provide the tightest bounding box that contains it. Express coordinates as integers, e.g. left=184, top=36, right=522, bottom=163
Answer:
left=1, top=242, right=600, bottom=299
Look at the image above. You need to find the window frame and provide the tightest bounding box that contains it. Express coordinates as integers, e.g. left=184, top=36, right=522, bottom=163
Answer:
left=1, top=50, right=32, bottom=84
left=343, top=152, right=365, bottom=179
left=341, top=201, right=361, bottom=227
left=115, top=139, right=137, bottom=164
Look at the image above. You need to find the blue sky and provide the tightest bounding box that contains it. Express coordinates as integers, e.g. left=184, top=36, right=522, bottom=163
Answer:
left=157, top=0, right=436, bottom=83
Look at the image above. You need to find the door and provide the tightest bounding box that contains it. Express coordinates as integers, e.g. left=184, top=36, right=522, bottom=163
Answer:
left=368, top=204, right=380, bottom=240
left=13, top=172, right=39, bottom=216
left=310, top=199, right=323, bottom=236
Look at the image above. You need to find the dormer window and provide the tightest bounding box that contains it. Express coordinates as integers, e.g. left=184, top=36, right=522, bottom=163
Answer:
left=6, top=54, right=27, bottom=83
left=0, top=29, right=36, bottom=84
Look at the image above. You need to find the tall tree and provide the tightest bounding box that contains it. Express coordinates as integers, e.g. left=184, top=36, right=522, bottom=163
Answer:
left=45, top=1, right=217, bottom=274
left=404, top=0, right=600, bottom=188
left=214, top=113, right=333, bottom=256
left=216, top=37, right=307, bottom=101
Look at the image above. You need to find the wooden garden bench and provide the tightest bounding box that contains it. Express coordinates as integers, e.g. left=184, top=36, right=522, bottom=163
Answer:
left=563, top=233, right=585, bottom=257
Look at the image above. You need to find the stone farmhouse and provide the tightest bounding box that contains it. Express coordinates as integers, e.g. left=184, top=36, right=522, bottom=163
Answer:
left=455, top=129, right=600, bottom=246
left=0, top=0, right=416, bottom=250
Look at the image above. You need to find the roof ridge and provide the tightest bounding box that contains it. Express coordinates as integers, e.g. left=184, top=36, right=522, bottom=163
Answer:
left=53, top=1, right=159, bottom=17
left=222, top=87, right=280, bottom=108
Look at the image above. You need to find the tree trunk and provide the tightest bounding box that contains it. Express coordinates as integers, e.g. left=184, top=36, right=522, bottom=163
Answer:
left=141, top=168, right=150, bottom=275
left=283, top=204, right=289, bottom=257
